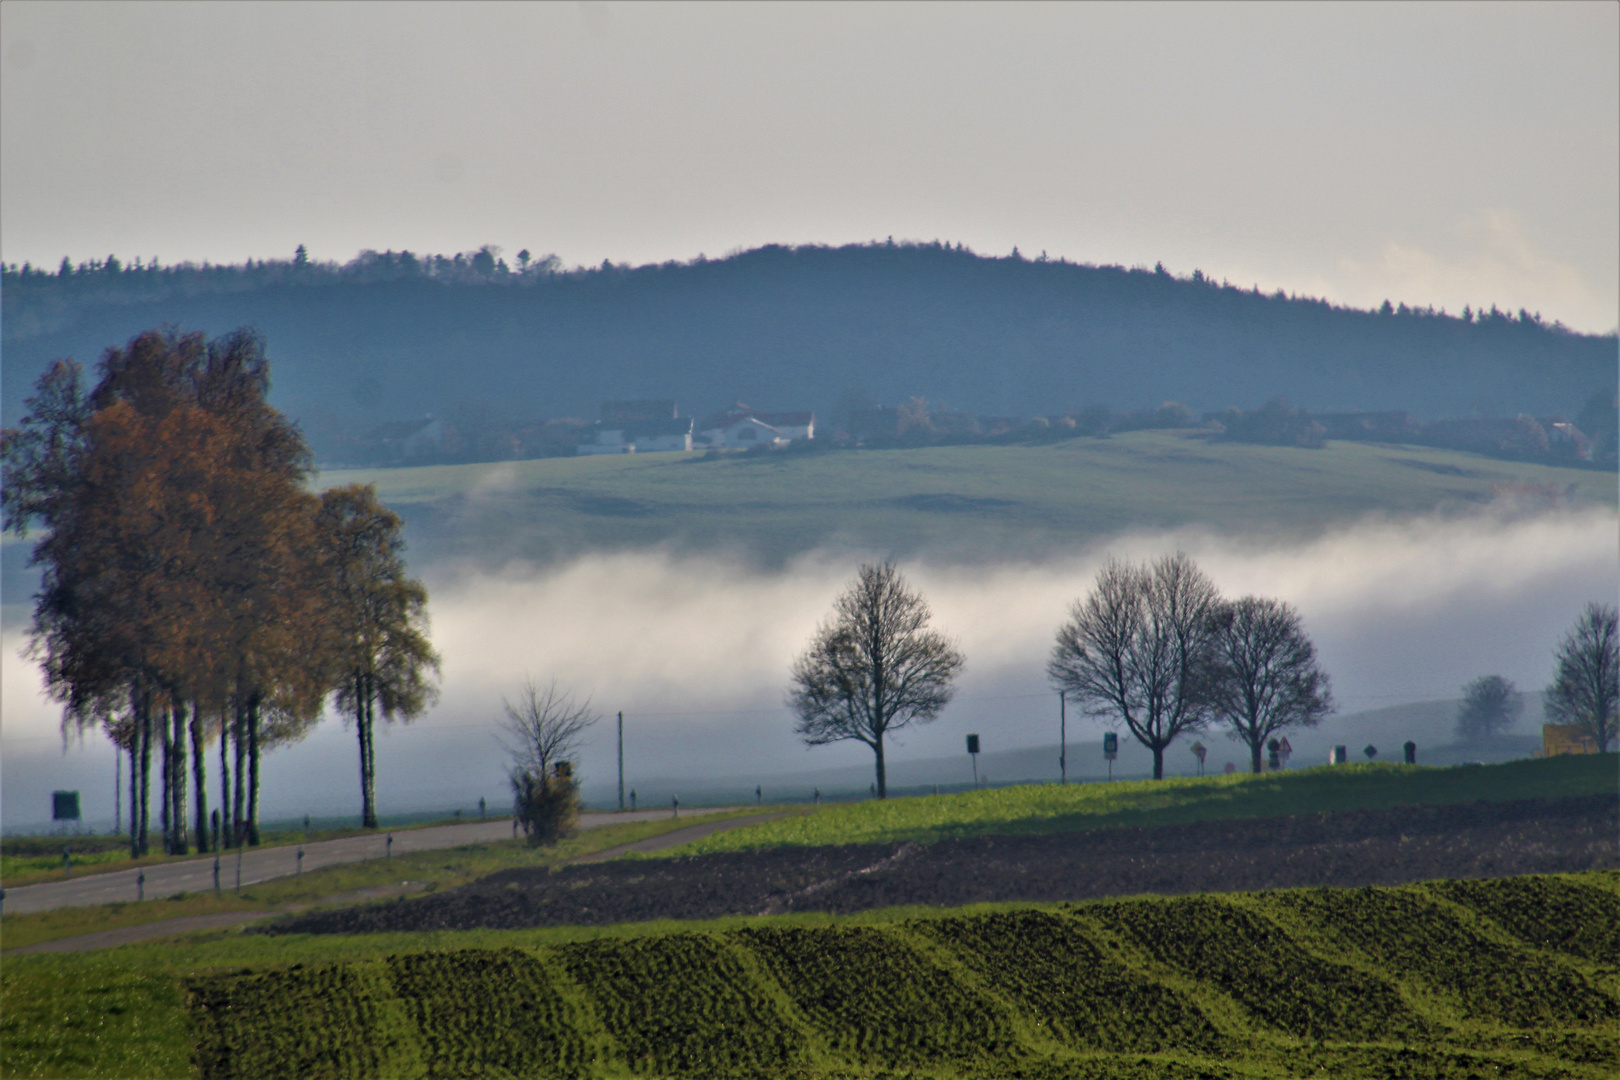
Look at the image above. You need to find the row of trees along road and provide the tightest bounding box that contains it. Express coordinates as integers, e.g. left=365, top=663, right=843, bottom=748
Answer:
left=1, top=328, right=439, bottom=854
left=785, top=557, right=1311, bottom=791
left=793, top=559, right=1616, bottom=793
left=1048, top=554, right=1334, bottom=779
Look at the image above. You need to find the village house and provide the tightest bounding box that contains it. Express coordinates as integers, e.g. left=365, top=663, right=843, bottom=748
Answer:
left=578, top=400, right=693, bottom=454
left=697, top=401, right=816, bottom=449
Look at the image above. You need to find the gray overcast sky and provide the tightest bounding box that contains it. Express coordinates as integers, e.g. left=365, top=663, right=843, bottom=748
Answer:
left=2, top=1, right=1617, bottom=331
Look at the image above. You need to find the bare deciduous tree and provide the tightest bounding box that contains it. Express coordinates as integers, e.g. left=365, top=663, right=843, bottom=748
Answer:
left=1544, top=603, right=1618, bottom=752
left=499, top=678, right=599, bottom=779
left=1048, top=553, right=1221, bottom=780
left=790, top=561, right=964, bottom=798
left=1455, top=675, right=1523, bottom=743
left=1207, top=596, right=1333, bottom=773
left=499, top=678, right=598, bottom=844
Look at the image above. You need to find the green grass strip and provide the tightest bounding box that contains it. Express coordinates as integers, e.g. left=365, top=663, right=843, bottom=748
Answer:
left=664, top=756, right=1619, bottom=855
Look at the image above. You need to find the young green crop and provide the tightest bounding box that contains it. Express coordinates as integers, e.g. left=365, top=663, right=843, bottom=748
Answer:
left=1426, top=871, right=1620, bottom=962
left=5, top=871, right=1617, bottom=1079
left=388, top=949, right=586, bottom=1077
left=1088, top=894, right=1426, bottom=1042
left=1261, top=885, right=1614, bottom=1028
left=913, top=909, right=1224, bottom=1054
left=736, top=924, right=1021, bottom=1066
left=559, top=933, right=808, bottom=1075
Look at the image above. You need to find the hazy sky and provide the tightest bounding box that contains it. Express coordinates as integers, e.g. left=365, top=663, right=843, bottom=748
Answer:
left=3, top=1, right=1617, bottom=332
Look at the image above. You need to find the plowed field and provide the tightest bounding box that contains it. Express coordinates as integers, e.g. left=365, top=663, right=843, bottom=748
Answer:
left=271, top=793, right=1615, bottom=935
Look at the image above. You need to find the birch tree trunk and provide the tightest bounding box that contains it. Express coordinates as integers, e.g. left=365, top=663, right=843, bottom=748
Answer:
left=219, top=708, right=232, bottom=849
left=128, top=709, right=142, bottom=857
left=191, top=703, right=209, bottom=853
left=232, top=699, right=247, bottom=847
left=247, top=696, right=261, bottom=845
left=137, top=693, right=152, bottom=856
left=170, top=701, right=188, bottom=854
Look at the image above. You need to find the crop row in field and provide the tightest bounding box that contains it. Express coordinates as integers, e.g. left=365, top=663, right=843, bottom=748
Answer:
left=172, top=871, right=1619, bottom=1079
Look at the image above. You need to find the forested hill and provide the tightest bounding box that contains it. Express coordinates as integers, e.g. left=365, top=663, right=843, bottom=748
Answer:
left=3, top=242, right=1613, bottom=453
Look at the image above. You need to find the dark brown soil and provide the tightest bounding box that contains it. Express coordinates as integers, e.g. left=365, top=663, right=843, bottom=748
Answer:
left=268, top=795, right=1617, bottom=935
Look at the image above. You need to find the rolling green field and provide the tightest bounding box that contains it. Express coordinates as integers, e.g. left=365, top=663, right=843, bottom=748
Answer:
left=317, top=433, right=1618, bottom=565
left=4, top=872, right=1615, bottom=1078
left=664, top=755, right=1620, bottom=855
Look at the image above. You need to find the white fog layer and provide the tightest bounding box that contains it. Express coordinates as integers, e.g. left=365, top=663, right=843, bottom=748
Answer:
left=3, top=507, right=1615, bottom=829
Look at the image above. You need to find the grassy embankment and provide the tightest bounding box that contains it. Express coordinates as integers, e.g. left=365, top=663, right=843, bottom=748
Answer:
left=1, top=815, right=520, bottom=888
left=665, top=754, right=1620, bottom=856
left=0, top=810, right=778, bottom=953
left=320, top=431, right=1618, bottom=565
left=4, top=871, right=1615, bottom=1079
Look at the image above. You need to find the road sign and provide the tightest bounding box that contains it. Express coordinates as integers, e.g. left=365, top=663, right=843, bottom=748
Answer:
left=1102, top=732, right=1118, bottom=758
left=52, top=791, right=80, bottom=821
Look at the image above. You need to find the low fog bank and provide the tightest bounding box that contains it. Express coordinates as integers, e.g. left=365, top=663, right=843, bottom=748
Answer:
left=3, top=507, right=1614, bottom=830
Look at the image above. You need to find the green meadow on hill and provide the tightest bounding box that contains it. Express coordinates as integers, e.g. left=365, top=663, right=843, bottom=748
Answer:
left=317, top=432, right=1618, bottom=565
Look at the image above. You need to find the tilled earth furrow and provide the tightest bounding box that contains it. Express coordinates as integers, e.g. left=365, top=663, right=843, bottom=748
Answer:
left=265, top=794, right=1617, bottom=935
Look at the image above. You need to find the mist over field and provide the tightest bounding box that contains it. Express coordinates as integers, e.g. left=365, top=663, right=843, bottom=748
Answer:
left=5, top=505, right=1614, bottom=829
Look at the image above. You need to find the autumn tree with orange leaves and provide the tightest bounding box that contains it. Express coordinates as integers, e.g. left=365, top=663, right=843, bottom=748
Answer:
left=3, top=328, right=431, bottom=851
left=316, top=484, right=440, bottom=830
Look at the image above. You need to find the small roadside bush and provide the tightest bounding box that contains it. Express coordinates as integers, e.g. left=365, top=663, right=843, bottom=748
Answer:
left=512, top=769, right=581, bottom=846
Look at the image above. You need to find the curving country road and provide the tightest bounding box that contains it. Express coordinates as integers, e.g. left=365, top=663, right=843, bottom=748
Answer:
left=2, top=808, right=739, bottom=916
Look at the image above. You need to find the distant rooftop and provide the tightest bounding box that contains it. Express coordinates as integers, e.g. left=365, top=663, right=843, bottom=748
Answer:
left=603, top=399, right=677, bottom=424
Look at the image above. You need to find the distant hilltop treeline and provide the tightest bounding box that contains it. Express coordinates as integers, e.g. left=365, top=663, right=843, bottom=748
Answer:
left=3, top=241, right=1613, bottom=461
left=1, top=238, right=1590, bottom=331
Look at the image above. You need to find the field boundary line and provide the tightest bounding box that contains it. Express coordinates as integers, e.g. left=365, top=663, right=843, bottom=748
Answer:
left=568, top=811, right=790, bottom=863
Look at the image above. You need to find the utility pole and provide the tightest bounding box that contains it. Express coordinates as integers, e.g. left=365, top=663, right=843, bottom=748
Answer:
left=1059, top=692, right=1067, bottom=785
left=617, top=711, right=624, bottom=811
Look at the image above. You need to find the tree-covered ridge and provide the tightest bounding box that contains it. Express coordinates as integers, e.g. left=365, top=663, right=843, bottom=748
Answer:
left=0, top=238, right=1589, bottom=332
left=3, top=243, right=1611, bottom=454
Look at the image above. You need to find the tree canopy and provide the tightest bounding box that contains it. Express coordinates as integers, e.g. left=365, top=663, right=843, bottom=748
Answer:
left=1207, top=596, right=1334, bottom=773
left=1544, top=603, right=1619, bottom=753
left=2, top=327, right=436, bottom=849
left=1049, top=553, right=1222, bottom=780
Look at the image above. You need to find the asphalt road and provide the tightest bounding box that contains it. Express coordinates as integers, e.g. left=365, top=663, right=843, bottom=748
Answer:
left=9, top=813, right=794, bottom=955
left=3, top=807, right=739, bottom=915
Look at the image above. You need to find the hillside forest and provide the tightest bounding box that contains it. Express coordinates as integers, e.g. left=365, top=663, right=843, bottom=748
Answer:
left=3, top=242, right=1614, bottom=468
